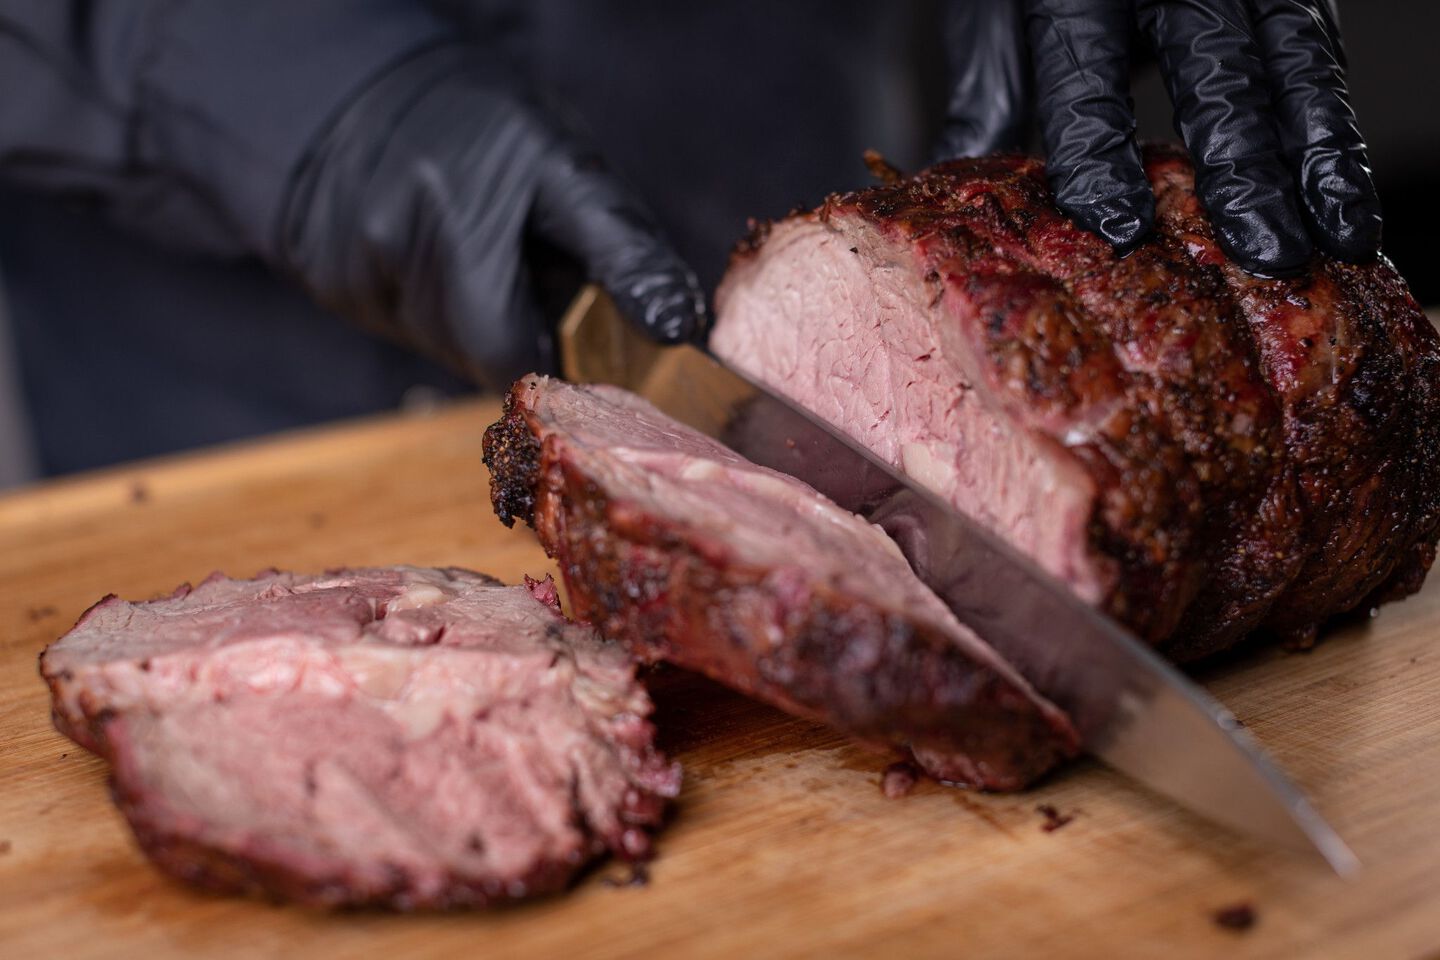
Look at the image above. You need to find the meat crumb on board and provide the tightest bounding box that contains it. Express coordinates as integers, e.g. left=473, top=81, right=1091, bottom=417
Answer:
left=1036, top=804, right=1076, bottom=832
left=881, top=761, right=920, bottom=798
left=1212, top=902, right=1257, bottom=931
left=601, top=863, right=650, bottom=888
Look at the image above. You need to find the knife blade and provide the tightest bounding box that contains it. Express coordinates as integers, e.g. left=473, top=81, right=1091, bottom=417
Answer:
left=559, top=287, right=1358, bottom=874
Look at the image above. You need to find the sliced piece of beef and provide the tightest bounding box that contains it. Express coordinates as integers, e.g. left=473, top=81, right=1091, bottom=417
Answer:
left=40, top=566, right=679, bottom=909
left=712, top=145, right=1440, bottom=659
left=484, top=375, right=1079, bottom=790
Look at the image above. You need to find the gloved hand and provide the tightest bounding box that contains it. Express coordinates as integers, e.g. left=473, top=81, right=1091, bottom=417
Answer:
left=0, top=2, right=704, bottom=393
left=935, top=0, right=1033, bottom=159
left=937, top=0, right=1382, bottom=277
left=280, top=46, right=706, bottom=390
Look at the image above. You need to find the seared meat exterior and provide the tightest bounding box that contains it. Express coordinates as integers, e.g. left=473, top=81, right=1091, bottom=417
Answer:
left=40, top=566, right=679, bottom=909
left=713, top=144, right=1440, bottom=659
left=484, top=375, right=1079, bottom=790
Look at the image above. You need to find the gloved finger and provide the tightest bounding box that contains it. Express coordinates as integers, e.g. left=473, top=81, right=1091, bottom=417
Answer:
left=1137, top=0, right=1310, bottom=275
left=381, top=86, right=558, bottom=385
left=1026, top=0, right=1154, bottom=252
left=935, top=0, right=1031, bottom=158
left=1251, top=0, right=1381, bottom=261
left=528, top=142, right=707, bottom=344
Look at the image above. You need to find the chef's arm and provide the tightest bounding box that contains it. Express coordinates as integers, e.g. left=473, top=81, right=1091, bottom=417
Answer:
left=0, top=1, right=704, bottom=390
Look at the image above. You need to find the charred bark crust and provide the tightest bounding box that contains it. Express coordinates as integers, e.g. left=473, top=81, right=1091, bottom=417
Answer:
left=115, top=780, right=583, bottom=910
left=482, top=387, right=542, bottom=528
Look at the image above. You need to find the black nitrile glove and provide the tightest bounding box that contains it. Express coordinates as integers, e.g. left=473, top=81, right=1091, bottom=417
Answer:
left=938, top=0, right=1381, bottom=276
left=280, top=45, right=706, bottom=389
left=935, top=0, right=1033, bottom=159
left=1135, top=0, right=1379, bottom=272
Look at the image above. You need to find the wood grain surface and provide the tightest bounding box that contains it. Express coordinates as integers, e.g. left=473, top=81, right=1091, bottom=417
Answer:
left=3, top=399, right=1439, bottom=959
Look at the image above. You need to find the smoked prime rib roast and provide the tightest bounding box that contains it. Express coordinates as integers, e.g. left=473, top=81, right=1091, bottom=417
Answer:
left=713, top=145, right=1440, bottom=660
left=40, top=567, right=679, bottom=908
left=484, top=375, right=1079, bottom=789
left=485, top=148, right=1438, bottom=789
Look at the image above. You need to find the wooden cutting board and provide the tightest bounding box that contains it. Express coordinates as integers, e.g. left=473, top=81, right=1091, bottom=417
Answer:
left=3, top=399, right=1439, bottom=959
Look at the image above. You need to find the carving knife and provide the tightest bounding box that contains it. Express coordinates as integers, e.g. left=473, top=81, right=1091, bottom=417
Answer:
left=559, top=287, right=1359, bottom=875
